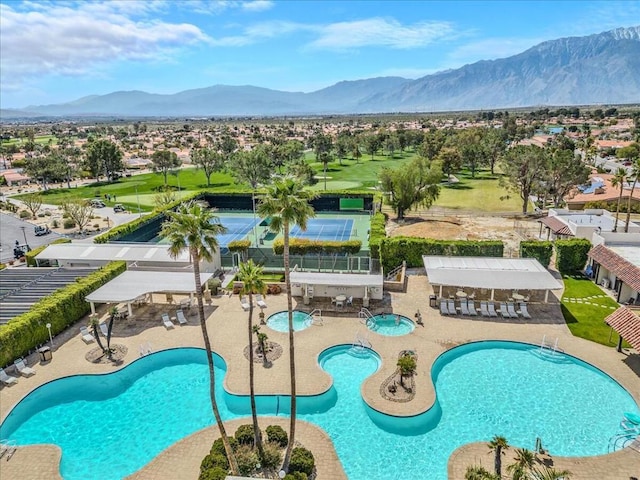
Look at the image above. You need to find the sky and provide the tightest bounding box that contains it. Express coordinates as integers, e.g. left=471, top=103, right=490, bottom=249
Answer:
left=1, top=0, right=639, bottom=109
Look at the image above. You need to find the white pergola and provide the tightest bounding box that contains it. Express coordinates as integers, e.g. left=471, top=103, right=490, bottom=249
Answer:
left=85, top=270, right=213, bottom=317
left=290, top=271, right=384, bottom=304
left=422, top=256, right=563, bottom=302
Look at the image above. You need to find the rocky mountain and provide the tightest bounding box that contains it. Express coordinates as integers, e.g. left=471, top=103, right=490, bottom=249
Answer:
left=7, top=26, right=640, bottom=118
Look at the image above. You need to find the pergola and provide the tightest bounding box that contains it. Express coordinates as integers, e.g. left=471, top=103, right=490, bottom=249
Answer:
left=422, top=256, right=563, bottom=302
left=290, top=271, right=384, bottom=305
left=605, top=306, right=640, bottom=352
left=85, top=270, right=213, bottom=317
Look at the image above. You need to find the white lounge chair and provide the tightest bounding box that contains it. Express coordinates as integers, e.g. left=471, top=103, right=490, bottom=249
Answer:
left=499, top=302, right=509, bottom=318
left=460, top=299, right=470, bottom=315
left=0, top=368, right=18, bottom=385
left=256, top=294, right=267, bottom=309
left=440, top=300, right=449, bottom=315
left=240, top=296, right=250, bottom=311
left=480, top=301, right=489, bottom=317
left=468, top=300, right=478, bottom=316
left=14, top=358, right=35, bottom=377
left=162, top=313, right=175, bottom=329
left=176, top=309, right=188, bottom=325
left=487, top=302, right=498, bottom=317
left=447, top=299, right=456, bottom=315
left=507, top=302, right=519, bottom=318
left=519, top=302, right=532, bottom=319
left=99, top=322, right=109, bottom=337
left=80, top=326, right=95, bottom=343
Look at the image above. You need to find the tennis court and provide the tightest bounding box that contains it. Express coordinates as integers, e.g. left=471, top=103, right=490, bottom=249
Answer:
left=215, top=216, right=260, bottom=247
left=290, top=218, right=354, bottom=242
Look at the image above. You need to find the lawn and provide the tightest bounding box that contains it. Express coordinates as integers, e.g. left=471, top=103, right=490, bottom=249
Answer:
left=560, top=274, right=625, bottom=347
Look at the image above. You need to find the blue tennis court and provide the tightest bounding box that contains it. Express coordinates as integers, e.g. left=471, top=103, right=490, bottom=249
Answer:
left=290, top=218, right=353, bottom=241
left=215, top=217, right=260, bottom=247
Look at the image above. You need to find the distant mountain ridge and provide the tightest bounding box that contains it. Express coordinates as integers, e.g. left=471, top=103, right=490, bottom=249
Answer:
left=5, top=26, right=640, bottom=118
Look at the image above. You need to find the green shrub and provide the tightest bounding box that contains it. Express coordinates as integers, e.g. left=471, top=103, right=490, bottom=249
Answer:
left=289, top=447, right=315, bottom=476
left=200, top=452, right=228, bottom=472
left=52, top=219, right=59, bottom=228
left=234, top=444, right=259, bottom=476
left=19, top=210, right=31, bottom=219
left=261, top=441, right=282, bottom=470
left=63, top=219, right=76, bottom=229
left=284, top=473, right=308, bottom=480
left=273, top=238, right=362, bottom=255
left=26, top=238, right=72, bottom=266
left=555, top=238, right=592, bottom=274
left=210, top=437, right=238, bottom=458
left=520, top=240, right=553, bottom=267
left=228, top=239, right=251, bottom=252
left=266, top=424, right=288, bottom=447
left=0, top=261, right=126, bottom=367
left=198, top=466, right=228, bottom=480
left=369, top=212, right=387, bottom=259
left=234, top=424, right=255, bottom=446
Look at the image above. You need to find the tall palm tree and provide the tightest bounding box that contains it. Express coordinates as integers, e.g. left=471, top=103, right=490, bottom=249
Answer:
left=487, top=435, right=509, bottom=477
left=610, top=168, right=628, bottom=232
left=237, top=260, right=267, bottom=460
left=507, top=447, right=536, bottom=480
left=257, top=176, right=316, bottom=472
left=160, top=200, right=239, bottom=475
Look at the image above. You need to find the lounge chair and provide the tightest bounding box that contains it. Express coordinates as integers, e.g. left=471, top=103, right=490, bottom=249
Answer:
left=240, top=296, right=250, bottom=311
left=256, top=294, right=267, bottom=309
left=499, top=302, right=509, bottom=318
left=440, top=300, right=449, bottom=315
left=99, top=323, right=109, bottom=337
left=507, top=302, right=519, bottom=318
left=161, top=313, right=175, bottom=329
left=14, top=358, right=36, bottom=377
left=460, top=299, right=470, bottom=315
left=346, top=296, right=353, bottom=306
left=80, top=326, right=95, bottom=343
left=176, top=309, right=188, bottom=325
left=480, top=301, right=490, bottom=317
left=0, top=368, right=18, bottom=385
left=468, top=300, right=478, bottom=316
left=447, top=299, right=456, bottom=315
left=487, top=302, right=498, bottom=317
left=519, top=302, right=532, bottom=319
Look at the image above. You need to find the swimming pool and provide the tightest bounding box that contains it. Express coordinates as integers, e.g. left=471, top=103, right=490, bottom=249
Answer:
left=366, top=314, right=415, bottom=336
left=266, top=310, right=312, bottom=332
left=1, top=342, right=637, bottom=480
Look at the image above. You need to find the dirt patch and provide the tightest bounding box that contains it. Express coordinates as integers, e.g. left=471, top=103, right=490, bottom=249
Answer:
left=85, top=344, right=128, bottom=364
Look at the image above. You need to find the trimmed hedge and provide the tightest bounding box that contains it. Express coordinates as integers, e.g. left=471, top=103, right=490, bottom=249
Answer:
left=519, top=240, right=553, bottom=268
left=26, top=238, right=72, bottom=266
left=227, top=239, right=251, bottom=252
left=369, top=212, right=387, bottom=259
left=379, top=237, right=504, bottom=271
left=273, top=238, right=362, bottom=255
left=0, top=261, right=126, bottom=367
left=555, top=238, right=592, bottom=274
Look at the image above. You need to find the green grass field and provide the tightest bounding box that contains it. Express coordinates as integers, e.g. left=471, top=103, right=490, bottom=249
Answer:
left=561, top=274, right=625, bottom=347
left=434, top=171, right=525, bottom=212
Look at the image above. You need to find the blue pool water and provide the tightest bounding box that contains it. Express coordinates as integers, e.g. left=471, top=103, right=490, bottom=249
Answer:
left=1, top=342, right=638, bottom=480
left=367, top=314, right=415, bottom=336
left=266, top=310, right=312, bottom=332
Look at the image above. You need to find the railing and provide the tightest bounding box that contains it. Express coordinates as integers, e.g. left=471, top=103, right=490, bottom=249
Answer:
left=385, top=261, right=405, bottom=281
left=305, top=309, right=323, bottom=326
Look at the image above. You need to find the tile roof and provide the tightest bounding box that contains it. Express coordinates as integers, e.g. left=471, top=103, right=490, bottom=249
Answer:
left=589, top=244, right=640, bottom=292
left=605, top=307, right=640, bottom=351
left=538, top=216, right=574, bottom=236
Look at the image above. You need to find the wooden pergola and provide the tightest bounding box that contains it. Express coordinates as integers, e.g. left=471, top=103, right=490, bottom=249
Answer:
left=605, top=307, right=640, bottom=352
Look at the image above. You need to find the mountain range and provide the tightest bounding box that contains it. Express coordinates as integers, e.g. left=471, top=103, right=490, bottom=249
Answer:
left=3, top=26, right=640, bottom=118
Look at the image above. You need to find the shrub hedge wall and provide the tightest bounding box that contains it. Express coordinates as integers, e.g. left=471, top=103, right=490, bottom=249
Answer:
left=368, top=212, right=387, bottom=259
left=0, top=261, right=126, bottom=367
left=555, top=238, right=592, bottom=274
left=272, top=238, right=362, bottom=256
left=227, top=239, right=251, bottom=252
left=379, top=237, right=504, bottom=271
left=26, top=237, right=72, bottom=266
left=519, top=240, right=554, bottom=268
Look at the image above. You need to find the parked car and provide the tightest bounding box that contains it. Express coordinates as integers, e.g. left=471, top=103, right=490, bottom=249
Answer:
left=113, top=204, right=126, bottom=213
left=34, top=225, right=51, bottom=236
left=90, top=199, right=106, bottom=208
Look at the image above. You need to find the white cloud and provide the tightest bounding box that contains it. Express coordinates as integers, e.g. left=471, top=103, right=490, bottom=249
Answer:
left=448, top=37, right=543, bottom=65
left=0, top=1, right=209, bottom=87
left=178, top=0, right=273, bottom=15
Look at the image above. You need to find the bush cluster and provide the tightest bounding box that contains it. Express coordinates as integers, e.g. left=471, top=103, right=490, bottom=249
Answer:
left=227, top=239, right=251, bottom=252
left=289, top=447, right=315, bottom=476
left=368, top=212, right=387, bottom=259
left=19, top=210, right=31, bottom=219
left=63, top=219, right=76, bottom=229
left=519, top=240, right=553, bottom=267
left=555, top=238, right=592, bottom=274
left=273, top=238, right=362, bottom=256
left=266, top=424, right=288, bottom=447
left=234, top=424, right=255, bottom=446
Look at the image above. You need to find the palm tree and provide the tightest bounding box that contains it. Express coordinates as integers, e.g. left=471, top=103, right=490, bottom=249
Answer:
left=610, top=168, right=628, bottom=232
left=531, top=466, right=571, bottom=480
left=257, top=176, right=316, bottom=472
left=237, top=260, right=267, bottom=460
left=487, top=435, right=509, bottom=477
left=465, top=465, right=499, bottom=480
left=160, top=200, right=239, bottom=475
left=623, top=158, right=640, bottom=232
left=507, top=447, right=536, bottom=480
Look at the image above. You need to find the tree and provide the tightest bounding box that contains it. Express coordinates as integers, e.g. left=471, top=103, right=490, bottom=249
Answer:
left=22, top=192, right=43, bottom=218
left=61, top=198, right=94, bottom=233
left=23, top=151, right=68, bottom=190
left=610, top=168, right=628, bottom=232
left=482, top=128, right=507, bottom=174
left=103, top=306, right=119, bottom=360
left=506, top=448, right=536, bottom=480
left=310, top=132, right=334, bottom=190
left=437, top=147, right=462, bottom=183
left=160, top=201, right=239, bottom=475
left=153, top=189, right=177, bottom=209
left=487, top=435, right=509, bottom=477
left=85, top=139, right=124, bottom=181
left=191, top=146, right=225, bottom=187
left=457, top=128, right=487, bottom=177
left=500, top=145, right=548, bottom=214
left=530, top=466, right=571, bottom=480
left=363, top=133, right=381, bottom=160
left=237, top=260, right=267, bottom=461
left=379, top=156, right=442, bottom=220
left=617, top=143, right=640, bottom=232
left=465, top=465, right=499, bottom=480
left=546, top=149, right=590, bottom=207
left=151, top=149, right=181, bottom=186
left=258, top=177, right=316, bottom=472
left=418, top=129, right=446, bottom=161
left=397, top=353, right=416, bottom=388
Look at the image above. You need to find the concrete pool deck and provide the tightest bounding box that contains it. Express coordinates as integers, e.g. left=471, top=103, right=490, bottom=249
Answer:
left=1, top=273, right=639, bottom=479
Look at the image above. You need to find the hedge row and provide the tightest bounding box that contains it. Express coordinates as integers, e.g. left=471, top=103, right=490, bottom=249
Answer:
left=368, top=212, right=387, bottom=259
left=273, top=238, right=362, bottom=255
left=0, top=261, right=126, bottom=367
left=379, top=237, right=504, bottom=271
left=519, top=240, right=553, bottom=268
left=555, top=238, right=592, bottom=274
left=584, top=200, right=640, bottom=214
left=26, top=238, right=72, bottom=266
left=227, top=239, right=251, bottom=252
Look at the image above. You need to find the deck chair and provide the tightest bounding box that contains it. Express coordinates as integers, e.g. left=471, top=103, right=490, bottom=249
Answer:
left=480, top=301, right=490, bottom=317
left=240, top=296, right=250, bottom=311
left=467, top=300, right=478, bottom=316
left=14, top=358, right=36, bottom=377
left=459, top=299, right=470, bottom=315
left=447, top=299, right=456, bottom=315
left=99, top=322, right=109, bottom=337
left=519, top=302, right=532, bottom=319
left=440, top=300, right=449, bottom=315
left=507, top=302, right=519, bottom=318
left=0, top=368, right=18, bottom=385
left=256, top=294, right=267, bottom=309
left=161, top=313, right=175, bottom=329
left=176, top=309, right=188, bottom=325
left=80, top=326, right=95, bottom=343
left=487, top=302, right=498, bottom=317
left=346, top=296, right=353, bottom=306
left=499, top=302, right=509, bottom=318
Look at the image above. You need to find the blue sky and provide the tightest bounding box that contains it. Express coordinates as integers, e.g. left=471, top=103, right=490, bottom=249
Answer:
left=1, top=0, right=639, bottom=109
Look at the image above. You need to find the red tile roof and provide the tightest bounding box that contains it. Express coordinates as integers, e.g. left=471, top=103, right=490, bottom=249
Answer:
left=588, top=244, right=640, bottom=292
left=538, top=216, right=574, bottom=236
left=605, top=307, right=640, bottom=351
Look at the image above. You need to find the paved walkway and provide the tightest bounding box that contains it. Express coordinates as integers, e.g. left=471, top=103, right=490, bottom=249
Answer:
left=1, top=274, right=639, bottom=479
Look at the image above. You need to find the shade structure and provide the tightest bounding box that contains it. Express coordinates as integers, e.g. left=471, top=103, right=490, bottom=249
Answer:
left=290, top=271, right=383, bottom=288
left=605, top=307, right=640, bottom=352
